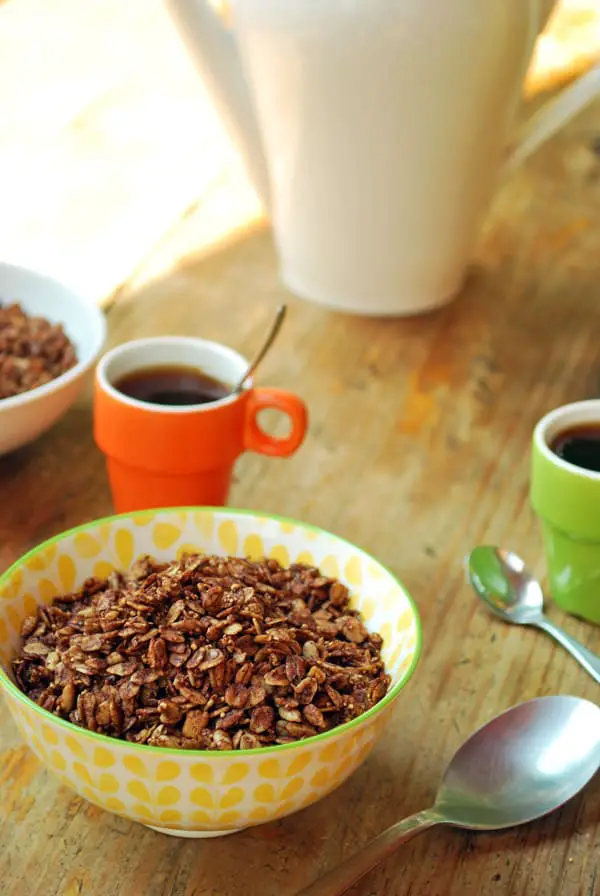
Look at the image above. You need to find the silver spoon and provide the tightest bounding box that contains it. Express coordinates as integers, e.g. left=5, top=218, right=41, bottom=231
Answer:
left=468, top=546, right=600, bottom=685
left=297, top=695, right=600, bottom=896
left=232, top=304, right=287, bottom=394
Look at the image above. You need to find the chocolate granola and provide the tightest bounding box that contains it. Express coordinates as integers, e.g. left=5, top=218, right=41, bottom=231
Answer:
left=13, top=554, right=391, bottom=750
left=0, top=302, right=77, bottom=399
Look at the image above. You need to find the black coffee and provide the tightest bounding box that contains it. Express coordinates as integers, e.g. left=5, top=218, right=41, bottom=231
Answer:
left=115, top=365, right=229, bottom=406
left=550, top=424, right=600, bottom=473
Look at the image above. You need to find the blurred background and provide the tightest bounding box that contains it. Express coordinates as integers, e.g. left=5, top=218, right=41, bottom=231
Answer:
left=0, top=0, right=599, bottom=307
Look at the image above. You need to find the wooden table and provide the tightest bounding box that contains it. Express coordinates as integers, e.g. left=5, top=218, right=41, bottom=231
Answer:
left=2, top=5, right=600, bottom=896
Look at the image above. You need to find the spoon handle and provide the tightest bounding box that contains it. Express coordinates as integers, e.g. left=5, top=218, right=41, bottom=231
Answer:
left=295, top=809, right=440, bottom=896
left=535, top=617, right=600, bottom=684
left=233, top=304, right=287, bottom=393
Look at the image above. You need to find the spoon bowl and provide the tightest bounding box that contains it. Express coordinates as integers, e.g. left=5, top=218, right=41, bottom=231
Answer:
left=298, top=696, right=600, bottom=896
left=435, top=695, right=600, bottom=829
left=468, top=546, right=543, bottom=623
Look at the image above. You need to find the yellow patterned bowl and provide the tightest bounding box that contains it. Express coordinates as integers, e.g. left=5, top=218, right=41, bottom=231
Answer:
left=0, top=508, right=421, bottom=838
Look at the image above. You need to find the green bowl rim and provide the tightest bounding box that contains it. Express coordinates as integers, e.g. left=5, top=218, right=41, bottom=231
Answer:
left=0, top=506, right=422, bottom=758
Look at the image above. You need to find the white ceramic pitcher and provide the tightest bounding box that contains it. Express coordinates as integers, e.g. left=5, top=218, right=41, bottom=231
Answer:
left=166, top=0, right=600, bottom=316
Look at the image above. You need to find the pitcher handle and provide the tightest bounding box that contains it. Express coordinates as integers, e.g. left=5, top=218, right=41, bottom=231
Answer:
left=165, top=0, right=271, bottom=208
left=506, top=0, right=600, bottom=173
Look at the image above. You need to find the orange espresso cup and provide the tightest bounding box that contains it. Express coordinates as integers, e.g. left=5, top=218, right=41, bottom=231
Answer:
left=94, top=336, right=308, bottom=513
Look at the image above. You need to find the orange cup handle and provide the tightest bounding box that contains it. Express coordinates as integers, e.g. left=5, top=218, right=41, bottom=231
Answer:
left=244, top=388, right=308, bottom=458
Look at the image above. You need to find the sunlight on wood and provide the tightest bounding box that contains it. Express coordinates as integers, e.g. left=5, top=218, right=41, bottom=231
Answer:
left=526, top=0, right=600, bottom=96
left=0, top=0, right=262, bottom=307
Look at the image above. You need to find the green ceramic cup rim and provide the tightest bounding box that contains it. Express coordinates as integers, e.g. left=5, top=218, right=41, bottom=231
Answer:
left=532, top=399, right=600, bottom=539
left=0, top=506, right=422, bottom=758
left=533, top=399, right=600, bottom=483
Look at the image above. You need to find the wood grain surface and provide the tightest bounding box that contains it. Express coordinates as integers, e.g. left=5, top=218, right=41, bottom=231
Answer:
left=2, top=2, right=600, bottom=896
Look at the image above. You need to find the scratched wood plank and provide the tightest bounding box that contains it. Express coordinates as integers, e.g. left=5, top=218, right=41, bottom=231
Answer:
left=2, top=97, right=600, bottom=895
left=2, top=3, right=600, bottom=896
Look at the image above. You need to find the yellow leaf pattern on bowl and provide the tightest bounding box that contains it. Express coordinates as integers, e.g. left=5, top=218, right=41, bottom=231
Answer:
left=127, top=780, right=151, bottom=802
left=114, top=529, right=135, bottom=568
left=93, top=747, right=116, bottom=768
left=345, top=555, right=363, bottom=585
left=269, top=544, right=290, bottom=567
left=25, top=554, right=47, bottom=572
left=73, top=533, right=102, bottom=559
left=123, top=756, right=148, bottom=778
left=38, top=579, right=58, bottom=603
left=157, top=786, right=181, bottom=807
left=191, top=763, right=214, bottom=785
left=320, top=555, right=340, bottom=579
left=159, top=809, right=182, bottom=823
left=193, top=511, right=214, bottom=539
left=0, top=508, right=420, bottom=838
left=93, top=561, right=115, bottom=580
left=221, top=763, right=249, bottom=785
left=258, top=759, right=281, bottom=780
left=156, top=761, right=181, bottom=782
left=58, top=554, right=76, bottom=592
left=243, top=534, right=265, bottom=560
left=152, top=523, right=182, bottom=551
left=191, top=786, right=214, bottom=809
left=176, top=544, right=204, bottom=562
left=132, top=512, right=157, bottom=528
left=295, top=550, right=315, bottom=566
left=7, top=605, right=22, bottom=635
left=97, top=774, right=119, bottom=794
left=218, top=520, right=238, bottom=555
left=22, top=593, right=37, bottom=617
left=219, top=787, right=244, bottom=809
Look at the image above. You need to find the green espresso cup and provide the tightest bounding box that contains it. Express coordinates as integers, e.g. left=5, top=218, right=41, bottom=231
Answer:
left=531, top=400, right=600, bottom=625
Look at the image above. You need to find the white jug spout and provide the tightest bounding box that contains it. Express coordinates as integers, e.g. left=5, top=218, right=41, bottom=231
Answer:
left=165, top=0, right=270, bottom=209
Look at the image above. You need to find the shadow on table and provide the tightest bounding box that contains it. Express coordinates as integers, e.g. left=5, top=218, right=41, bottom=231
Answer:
left=0, top=400, right=112, bottom=563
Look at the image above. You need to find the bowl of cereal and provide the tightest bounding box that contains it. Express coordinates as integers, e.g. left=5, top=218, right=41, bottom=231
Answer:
left=0, top=262, right=106, bottom=455
left=0, top=508, right=421, bottom=837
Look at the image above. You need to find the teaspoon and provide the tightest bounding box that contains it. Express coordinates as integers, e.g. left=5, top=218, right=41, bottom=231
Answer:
left=297, top=695, right=600, bottom=896
left=232, top=304, right=287, bottom=394
left=468, top=546, right=600, bottom=685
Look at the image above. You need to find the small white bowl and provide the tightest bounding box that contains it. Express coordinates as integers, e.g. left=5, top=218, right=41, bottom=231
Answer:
left=0, top=262, right=106, bottom=455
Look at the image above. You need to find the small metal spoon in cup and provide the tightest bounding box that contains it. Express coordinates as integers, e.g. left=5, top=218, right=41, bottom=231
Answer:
left=297, top=695, right=600, bottom=896
left=232, top=304, right=287, bottom=394
left=468, top=546, right=600, bottom=684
